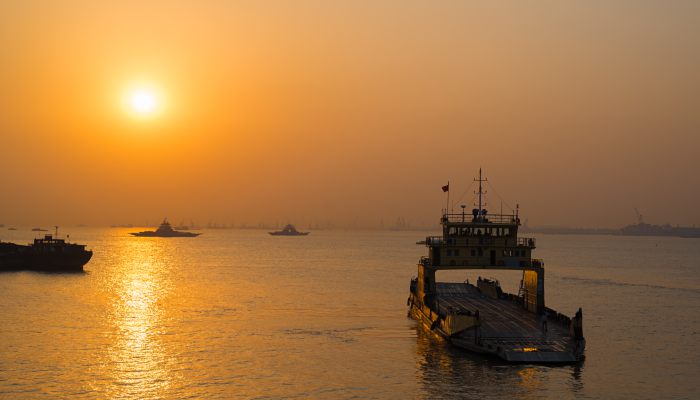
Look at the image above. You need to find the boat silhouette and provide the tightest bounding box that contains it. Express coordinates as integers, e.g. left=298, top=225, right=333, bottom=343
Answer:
left=130, top=219, right=201, bottom=237
left=0, top=227, right=92, bottom=271
left=269, top=224, right=309, bottom=236
left=408, top=170, right=585, bottom=363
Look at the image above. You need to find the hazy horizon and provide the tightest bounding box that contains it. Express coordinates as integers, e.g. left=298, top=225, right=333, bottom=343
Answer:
left=2, top=1, right=698, bottom=228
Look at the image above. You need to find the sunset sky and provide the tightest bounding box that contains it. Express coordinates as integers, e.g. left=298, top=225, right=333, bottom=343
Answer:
left=1, top=1, right=698, bottom=228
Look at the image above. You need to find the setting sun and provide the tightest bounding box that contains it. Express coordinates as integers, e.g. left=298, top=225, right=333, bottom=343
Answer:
left=123, top=85, right=162, bottom=118
left=130, top=89, right=156, bottom=114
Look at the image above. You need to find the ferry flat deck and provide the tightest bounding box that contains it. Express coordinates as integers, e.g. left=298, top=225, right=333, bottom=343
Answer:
left=432, top=283, right=577, bottom=362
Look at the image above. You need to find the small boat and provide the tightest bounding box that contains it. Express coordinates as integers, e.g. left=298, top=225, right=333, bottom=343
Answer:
left=32, top=228, right=48, bottom=232
left=269, top=224, right=309, bottom=236
left=130, top=219, right=201, bottom=238
left=8, top=227, right=17, bottom=231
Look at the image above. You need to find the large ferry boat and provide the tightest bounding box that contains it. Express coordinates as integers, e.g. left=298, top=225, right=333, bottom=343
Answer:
left=130, top=219, right=201, bottom=237
left=0, top=228, right=92, bottom=271
left=408, top=170, right=585, bottom=363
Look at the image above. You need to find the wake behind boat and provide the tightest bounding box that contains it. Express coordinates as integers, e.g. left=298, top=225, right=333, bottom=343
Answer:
left=269, top=224, right=309, bottom=236
left=130, top=219, right=201, bottom=237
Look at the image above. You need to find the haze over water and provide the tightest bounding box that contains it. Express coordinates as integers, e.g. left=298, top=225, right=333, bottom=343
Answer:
left=1, top=1, right=699, bottom=228
left=1, top=229, right=698, bottom=399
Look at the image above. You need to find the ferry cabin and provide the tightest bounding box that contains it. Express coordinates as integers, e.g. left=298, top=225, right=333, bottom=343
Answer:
left=417, top=208, right=545, bottom=314
left=427, top=208, right=535, bottom=269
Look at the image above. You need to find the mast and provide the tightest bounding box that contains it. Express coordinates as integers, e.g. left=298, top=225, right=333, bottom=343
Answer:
left=474, top=168, right=487, bottom=218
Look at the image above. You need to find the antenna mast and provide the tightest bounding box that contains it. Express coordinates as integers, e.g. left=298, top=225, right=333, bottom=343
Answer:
left=474, top=168, right=488, bottom=217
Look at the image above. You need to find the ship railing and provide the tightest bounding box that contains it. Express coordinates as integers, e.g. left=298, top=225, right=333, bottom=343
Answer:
left=424, top=236, right=445, bottom=246
left=427, top=236, right=535, bottom=248
left=544, top=306, right=572, bottom=328
left=517, top=237, right=536, bottom=247
left=442, top=213, right=519, bottom=225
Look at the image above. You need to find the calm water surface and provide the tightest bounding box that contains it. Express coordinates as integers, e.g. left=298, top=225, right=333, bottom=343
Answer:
left=1, top=229, right=698, bottom=399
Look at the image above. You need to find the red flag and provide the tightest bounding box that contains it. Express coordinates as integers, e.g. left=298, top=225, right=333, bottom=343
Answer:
left=442, top=183, right=449, bottom=192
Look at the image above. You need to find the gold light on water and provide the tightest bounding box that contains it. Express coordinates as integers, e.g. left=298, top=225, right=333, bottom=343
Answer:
left=104, top=240, right=174, bottom=398
left=522, top=347, right=538, bottom=352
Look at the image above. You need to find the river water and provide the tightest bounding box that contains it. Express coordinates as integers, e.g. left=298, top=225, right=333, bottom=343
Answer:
left=1, top=229, right=698, bottom=399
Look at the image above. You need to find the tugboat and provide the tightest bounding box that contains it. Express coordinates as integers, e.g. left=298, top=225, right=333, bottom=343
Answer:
left=408, top=169, right=585, bottom=363
left=130, top=219, right=201, bottom=237
left=0, top=227, right=92, bottom=271
left=269, top=224, right=309, bottom=236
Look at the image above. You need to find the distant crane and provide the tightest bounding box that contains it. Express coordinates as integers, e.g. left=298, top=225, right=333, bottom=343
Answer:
left=634, top=208, right=645, bottom=225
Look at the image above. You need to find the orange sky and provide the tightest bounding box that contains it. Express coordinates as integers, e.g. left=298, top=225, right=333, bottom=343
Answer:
left=1, top=1, right=698, bottom=228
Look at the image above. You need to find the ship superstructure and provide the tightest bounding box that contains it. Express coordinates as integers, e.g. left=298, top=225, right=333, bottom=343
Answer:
left=408, top=169, right=585, bottom=363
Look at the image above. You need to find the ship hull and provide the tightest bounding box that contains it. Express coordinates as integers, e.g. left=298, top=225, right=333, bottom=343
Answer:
left=408, top=282, right=584, bottom=364
left=268, top=232, right=309, bottom=236
left=130, top=232, right=201, bottom=237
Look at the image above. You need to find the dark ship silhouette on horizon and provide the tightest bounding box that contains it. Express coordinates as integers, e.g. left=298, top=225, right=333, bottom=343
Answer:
left=0, top=227, right=92, bottom=272
left=620, top=209, right=700, bottom=238
left=269, top=224, right=309, bottom=236
left=130, top=219, right=201, bottom=237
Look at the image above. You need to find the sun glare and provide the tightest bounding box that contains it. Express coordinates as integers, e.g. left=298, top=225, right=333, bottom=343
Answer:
left=131, top=90, right=156, bottom=113
left=123, top=85, right=163, bottom=118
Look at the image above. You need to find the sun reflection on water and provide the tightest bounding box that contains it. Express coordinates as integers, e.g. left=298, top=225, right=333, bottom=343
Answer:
left=105, top=239, right=176, bottom=399
left=517, top=366, right=543, bottom=390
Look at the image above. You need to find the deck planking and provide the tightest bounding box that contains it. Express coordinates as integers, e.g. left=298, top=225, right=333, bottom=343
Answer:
left=434, top=282, right=573, bottom=353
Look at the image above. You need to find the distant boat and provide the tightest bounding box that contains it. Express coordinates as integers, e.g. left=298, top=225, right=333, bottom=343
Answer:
left=31, top=228, right=48, bottom=232
left=8, top=227, right=17, bottom=231
left=620, top=209, right=700, bottom=238
left=269, top=224, right=309, bottom=236
left=130, top=219, right=201, bottom=237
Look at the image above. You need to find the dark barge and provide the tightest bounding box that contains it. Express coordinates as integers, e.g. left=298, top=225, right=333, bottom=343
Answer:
left=0, top=230, right=92, bottom=272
